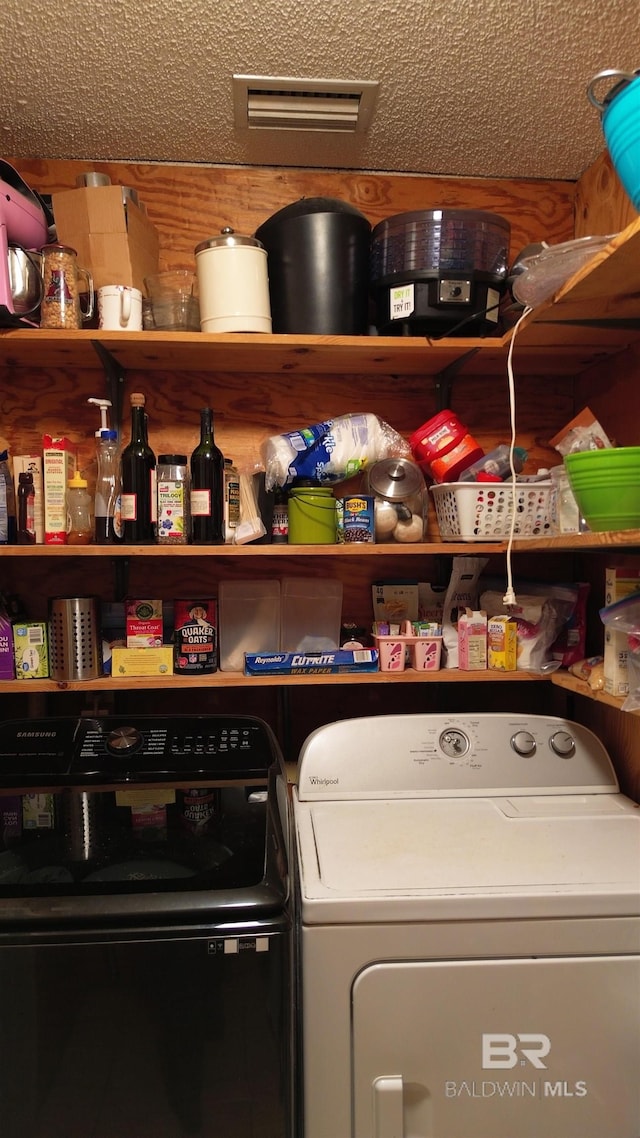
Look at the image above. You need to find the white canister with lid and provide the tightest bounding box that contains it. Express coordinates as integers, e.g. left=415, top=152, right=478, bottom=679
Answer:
left=195, top=228, right=272, bottom=333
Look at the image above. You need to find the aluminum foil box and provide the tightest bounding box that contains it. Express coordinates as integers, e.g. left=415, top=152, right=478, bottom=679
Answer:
left=244, top=649, right=379, bottom=675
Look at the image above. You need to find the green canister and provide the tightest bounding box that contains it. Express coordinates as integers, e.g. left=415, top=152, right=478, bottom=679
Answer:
left=287, top=484, right=337, bottom=544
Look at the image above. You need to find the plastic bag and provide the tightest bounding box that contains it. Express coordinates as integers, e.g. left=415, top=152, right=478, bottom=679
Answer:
left=480, top=584, right=577, bottom=672
left=549, top=407, right=612, bottom=455
left=261, top=413, right=410, bottom=490
left=442, top=556, right=489, bottom=669
left=599, top=590, right=640, bottom=711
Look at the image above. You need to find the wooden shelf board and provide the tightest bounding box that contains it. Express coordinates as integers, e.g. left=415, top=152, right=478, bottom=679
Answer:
left=551, top=670, right=637, bottom=715
left=1, top=531, right=638, bottom=557
left=0, top=670, right=546, bottom=693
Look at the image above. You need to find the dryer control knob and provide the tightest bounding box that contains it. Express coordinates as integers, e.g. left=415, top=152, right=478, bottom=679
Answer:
left=550, top=730, right=575, bottom=758
left=511, top=730, right=536, bottom=756
left=106, top=725, right=143, bottom=754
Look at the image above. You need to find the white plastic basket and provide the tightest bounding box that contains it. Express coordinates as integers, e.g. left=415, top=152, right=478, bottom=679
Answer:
left=431, top=481, right=554, bottom=541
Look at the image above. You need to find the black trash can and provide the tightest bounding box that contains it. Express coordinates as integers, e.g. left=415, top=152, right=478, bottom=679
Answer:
left=255, top=197, right=372, bottom=335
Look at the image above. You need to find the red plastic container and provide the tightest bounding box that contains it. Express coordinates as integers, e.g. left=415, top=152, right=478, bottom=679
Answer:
left=409, top=410, right=484, bottom=483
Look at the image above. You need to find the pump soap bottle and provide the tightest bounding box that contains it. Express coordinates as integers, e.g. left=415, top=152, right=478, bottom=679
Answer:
left=88, top=397, right=122, bottom=543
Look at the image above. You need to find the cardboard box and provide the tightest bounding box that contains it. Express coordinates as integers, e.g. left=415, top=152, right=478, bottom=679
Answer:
left=13, top=622, right=49, bottom=679
left=42, top=436, right=76, bottom=545
left=488, top=615, right=517, bottom=671
left=0, top=610, right=15, bottom=679
left=51, top=185, right=160, bottom=292
left=111, top=646, right=174, bottom=676
left=604, top=567, right=640, bottom=696
left=458, top=608, right=487, bottom=670
left=372, top=581, right=419, bottom=625
left=126, top=599, right=163, bottom=648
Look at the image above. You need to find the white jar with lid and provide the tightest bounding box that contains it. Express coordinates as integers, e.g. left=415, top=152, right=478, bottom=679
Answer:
left=195, top=228, right=272, bottom=333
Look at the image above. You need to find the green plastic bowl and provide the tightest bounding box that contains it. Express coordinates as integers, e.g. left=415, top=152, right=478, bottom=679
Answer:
left=564, top=447, right=640, bottom=531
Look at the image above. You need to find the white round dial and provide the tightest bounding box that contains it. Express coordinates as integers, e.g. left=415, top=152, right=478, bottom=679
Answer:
left=511, top=730, right=536, bottom=756
left=550, top=730, right=575, bottom=758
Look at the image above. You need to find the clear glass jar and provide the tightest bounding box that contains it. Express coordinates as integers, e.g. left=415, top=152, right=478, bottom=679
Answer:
left=40, top=244, right=94, bottom=329
left=156, top=454, right=190, bottom=544
left=364, top=458, right=428, bottom=543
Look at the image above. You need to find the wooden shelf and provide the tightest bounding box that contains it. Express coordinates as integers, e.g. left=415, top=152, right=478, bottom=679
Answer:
left=1, top=531, right=638, bottom=557
left=551, top=671, right=638, bottom=716
left=2, top=217, right=640, bottom=377
left=0, top=669, right=547, bottom=694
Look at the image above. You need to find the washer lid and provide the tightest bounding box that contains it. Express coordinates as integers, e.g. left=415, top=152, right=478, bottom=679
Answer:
left=294, top=792, right=640, bottom=923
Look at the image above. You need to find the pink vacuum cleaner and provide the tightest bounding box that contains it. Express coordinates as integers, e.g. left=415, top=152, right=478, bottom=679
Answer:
left=0, top=160, right=50, bottom=321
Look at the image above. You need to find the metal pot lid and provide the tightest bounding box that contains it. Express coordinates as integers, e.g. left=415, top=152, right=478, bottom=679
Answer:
left=367, top=458, right=425, bottom=500
left=195, top=227, right=265, bottom=254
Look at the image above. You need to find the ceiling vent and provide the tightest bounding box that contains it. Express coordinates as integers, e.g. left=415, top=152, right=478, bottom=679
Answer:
left=232, top=75, right=379, bottom=133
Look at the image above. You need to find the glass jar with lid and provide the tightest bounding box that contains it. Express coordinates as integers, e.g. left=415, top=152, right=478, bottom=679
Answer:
left=364, top=458, right=428, bottom=543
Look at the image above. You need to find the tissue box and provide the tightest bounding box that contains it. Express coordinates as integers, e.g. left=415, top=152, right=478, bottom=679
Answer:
left=51, top=184, right=159, bottom=292
left=13, top=622, right=49, bottom=679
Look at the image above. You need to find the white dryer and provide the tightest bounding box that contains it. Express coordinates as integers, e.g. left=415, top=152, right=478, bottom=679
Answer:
left=293, top=713, right=640, bottom=1138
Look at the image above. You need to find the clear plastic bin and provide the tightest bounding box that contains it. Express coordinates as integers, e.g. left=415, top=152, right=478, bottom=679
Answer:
left=280, top=577, right=343, bottom=651
left=218, top=579, right=281, bottom=672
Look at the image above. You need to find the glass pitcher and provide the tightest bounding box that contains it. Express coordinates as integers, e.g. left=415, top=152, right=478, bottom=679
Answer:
left=40, top=243, right=94, bottom=329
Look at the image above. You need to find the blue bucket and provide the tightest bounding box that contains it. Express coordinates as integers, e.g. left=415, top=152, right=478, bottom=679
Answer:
left=588, top=69, right=640, bottom=210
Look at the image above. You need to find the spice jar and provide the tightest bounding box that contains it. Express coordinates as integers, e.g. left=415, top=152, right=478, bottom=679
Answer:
left=156, top=454, right=190, bottom=544
left=40, top=244, right=94, bottom=329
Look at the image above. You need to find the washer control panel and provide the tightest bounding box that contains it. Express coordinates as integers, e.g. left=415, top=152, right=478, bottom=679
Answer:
left=297, top=713, right=619, bottom=799
left=0, top=715, right=278, bottom=786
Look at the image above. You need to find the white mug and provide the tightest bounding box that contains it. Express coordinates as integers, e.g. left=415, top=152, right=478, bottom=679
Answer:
left=97, top=285, right=143, bottom=331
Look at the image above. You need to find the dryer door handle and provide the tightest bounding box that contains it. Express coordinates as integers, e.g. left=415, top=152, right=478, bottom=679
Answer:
left=373, top=1075, right=404, bottom=1137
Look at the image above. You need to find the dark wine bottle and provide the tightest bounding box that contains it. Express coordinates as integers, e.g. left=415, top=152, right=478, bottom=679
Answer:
left=120, top=392, right=156, bottom=544
left=190, top=407, right=224, bottom=543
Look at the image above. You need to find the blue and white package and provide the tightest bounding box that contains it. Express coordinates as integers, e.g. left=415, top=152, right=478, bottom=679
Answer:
left=262, top=413, right=409, bottom=489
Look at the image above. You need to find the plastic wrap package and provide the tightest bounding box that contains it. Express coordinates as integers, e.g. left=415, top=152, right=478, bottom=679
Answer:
left=600, top=590, right=640, bottom=711
left=261, top=413, right=410, bottom=490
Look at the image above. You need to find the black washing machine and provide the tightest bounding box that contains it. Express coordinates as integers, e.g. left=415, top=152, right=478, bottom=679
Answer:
left=0, top=714, right=293, bottom=1138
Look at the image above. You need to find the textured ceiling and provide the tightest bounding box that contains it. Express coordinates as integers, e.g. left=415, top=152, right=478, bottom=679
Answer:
left=3, top=0, right=639, bottom=180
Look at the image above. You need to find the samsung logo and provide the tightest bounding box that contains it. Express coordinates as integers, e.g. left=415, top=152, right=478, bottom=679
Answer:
left=17, top=731, right=57, bottom=738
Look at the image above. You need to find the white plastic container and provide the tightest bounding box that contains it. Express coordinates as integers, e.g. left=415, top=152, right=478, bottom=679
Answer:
left=195, top=229, right=272, bottom=334
left=430, top=481, right=553, bottom=541
left=280, top=577, right=343, bottom=651
left=218, top=579, right=280, bottom=671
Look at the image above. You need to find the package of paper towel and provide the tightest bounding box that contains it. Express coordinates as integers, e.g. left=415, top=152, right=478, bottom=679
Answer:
left=262, top=413, right=410, bottom=489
